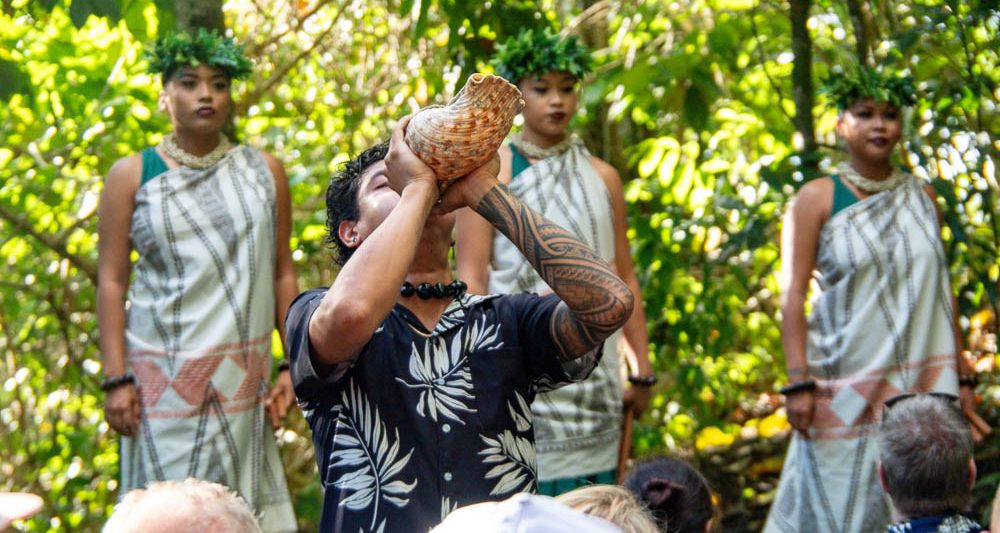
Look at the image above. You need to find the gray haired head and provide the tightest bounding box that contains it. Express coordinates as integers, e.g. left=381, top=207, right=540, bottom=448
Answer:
left=877, top=393, right=974, bottom=518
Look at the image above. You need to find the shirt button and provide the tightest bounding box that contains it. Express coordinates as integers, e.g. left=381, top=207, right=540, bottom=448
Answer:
left=444, top=472, right=453, bottom=482
left=442, top=424, right=451, bottom=433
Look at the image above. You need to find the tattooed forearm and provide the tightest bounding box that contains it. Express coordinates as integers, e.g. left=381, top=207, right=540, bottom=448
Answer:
left=476, top=183, right=635, bottom=361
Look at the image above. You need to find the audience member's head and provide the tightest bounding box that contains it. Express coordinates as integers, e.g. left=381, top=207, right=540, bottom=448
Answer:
left=557, top=484, right=659, bottom=533
left=877, top=393, right=975, bottom=519
left=103, top=478, right=262, bottom=533
left=431, top=493, right=622, bottom=533
left=624, top=457, right=716, bottom=533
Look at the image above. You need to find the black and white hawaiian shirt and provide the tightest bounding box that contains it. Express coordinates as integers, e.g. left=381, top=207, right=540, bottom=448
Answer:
left=286, top=289, right=602, bottom=533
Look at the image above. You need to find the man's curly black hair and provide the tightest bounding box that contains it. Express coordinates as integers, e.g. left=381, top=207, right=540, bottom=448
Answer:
left=325, top=141, right=389, bottom=266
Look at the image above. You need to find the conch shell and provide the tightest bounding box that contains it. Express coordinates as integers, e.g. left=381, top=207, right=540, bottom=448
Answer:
left=405, top=73, right=524, bottom=181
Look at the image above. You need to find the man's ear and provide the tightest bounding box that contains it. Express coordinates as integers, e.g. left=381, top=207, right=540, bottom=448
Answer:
left=968, top=458, right=977, bottom=491
left=877, top=462, right=889, bottom=494
left=158, top=90, right=168, bottom=113
left=338, top=220, right=360, bottom=250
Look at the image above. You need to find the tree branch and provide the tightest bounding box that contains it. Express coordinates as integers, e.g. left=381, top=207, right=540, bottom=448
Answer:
left=844, top=0, right=870, bottom=64
left=0, top=200, right=97, bottom=284
left=246, top=0, right=339, bottom=58
left=236, top=7, right=344, bottom=115
left=789, top=0, right=818, bottom=165
left=751, top=0, right=794, bottom=124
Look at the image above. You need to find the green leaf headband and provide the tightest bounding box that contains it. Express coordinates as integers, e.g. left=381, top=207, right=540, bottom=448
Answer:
left=145, top=29, right=253, bottom=81
left=490, top=27, right=593, bottom=84
left=820, top=66, right=916, bottom=110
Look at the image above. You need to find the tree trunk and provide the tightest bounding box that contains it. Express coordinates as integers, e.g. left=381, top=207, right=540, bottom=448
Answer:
left=789, top=0, right=818, bottom=168
left=845, top=0, right=870, bottom=64
left=176, top=0, right=225, bottom=33
left=576, top=0, right=624, bottom=170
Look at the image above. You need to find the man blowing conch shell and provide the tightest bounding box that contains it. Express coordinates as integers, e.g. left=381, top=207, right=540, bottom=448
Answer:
left=283, top=97, right=635, bottom=531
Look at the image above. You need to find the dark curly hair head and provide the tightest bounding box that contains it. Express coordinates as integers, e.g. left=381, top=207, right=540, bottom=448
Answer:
left=623, top=457, right=716, bottom=533
left=325, top=141, right=390, bottom=266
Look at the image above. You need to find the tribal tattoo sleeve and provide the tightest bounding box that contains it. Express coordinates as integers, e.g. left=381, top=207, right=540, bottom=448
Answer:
left=475, top=183, right=635, bottom=361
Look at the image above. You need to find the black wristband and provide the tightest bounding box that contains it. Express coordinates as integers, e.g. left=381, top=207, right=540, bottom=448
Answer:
left=958, top=375, right=978, bottom=388
left=628, top=374, right=658, bottom=387
left=779, top=379, right=816, bottom=396
left=101, top=372, right=136, bottom=392
left=277, top=360, right=290, bottom=372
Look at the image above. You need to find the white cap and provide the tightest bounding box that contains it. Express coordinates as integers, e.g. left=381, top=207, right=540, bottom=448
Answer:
left=431, top=494, right=623, bottom=533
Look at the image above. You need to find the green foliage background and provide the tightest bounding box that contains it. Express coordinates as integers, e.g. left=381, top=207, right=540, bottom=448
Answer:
left=0, top=0, right=997, bottom=531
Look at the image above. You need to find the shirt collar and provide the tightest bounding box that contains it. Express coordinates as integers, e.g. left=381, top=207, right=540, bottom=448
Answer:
left=394, top=293, right=501, bottom=335
left=887, top=513, right=983, bottom=533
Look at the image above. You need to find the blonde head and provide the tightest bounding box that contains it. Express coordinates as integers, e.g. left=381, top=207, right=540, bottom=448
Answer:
left=557, top=485, right=660, bottom=533
left=103, top=478, right=262, bottom=533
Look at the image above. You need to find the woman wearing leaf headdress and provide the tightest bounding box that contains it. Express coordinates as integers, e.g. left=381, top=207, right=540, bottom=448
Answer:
left=455, top=27, right=655, bottom=496
left=764, top=66, right=990, bottom=533
left=96, top=29, right=297, bottom=531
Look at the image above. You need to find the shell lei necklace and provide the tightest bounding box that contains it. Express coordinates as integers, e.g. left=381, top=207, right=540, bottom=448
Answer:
left=160, top=132, right=232, bottom=169
left=510, top=133, right=576, bottom=160
left=837, top=161, right=910, bottom=193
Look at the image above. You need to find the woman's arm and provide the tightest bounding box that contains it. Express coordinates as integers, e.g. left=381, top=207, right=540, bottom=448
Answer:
left=263, top=153, right=298, bottom=344
left=263, top=152, right=298, bottom=428
left=779, top=178, right=830, bottom=436
left=592, top=157, right=654, bottom=414
left=454, top=208, right=495, bottom=295
left=455, top=145, right=513, bottom=294
left=97, top=155, right=141, bottom=437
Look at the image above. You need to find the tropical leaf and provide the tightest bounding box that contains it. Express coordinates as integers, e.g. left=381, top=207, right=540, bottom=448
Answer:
left=395, top=314, right=503, bottom=423
left=478, top=427, right=537, bottom=496
left=329, top=381, right=418, bottom=528
left=507, top=391, right=532, bottom=432
left=441, top=497, right=459, bottom=521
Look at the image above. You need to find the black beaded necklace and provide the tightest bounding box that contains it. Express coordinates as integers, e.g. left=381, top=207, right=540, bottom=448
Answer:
left=400, top=280, right=468, bottom=300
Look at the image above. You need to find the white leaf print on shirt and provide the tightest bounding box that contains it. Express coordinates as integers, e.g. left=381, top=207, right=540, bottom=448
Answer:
left=478, top=392, right=537, bottom=496
left=396, top=315, right=503, bottom=424
left=441, top=496, right=459, bottom=521
left=508, top=391, right=532, bottom=432
left=330, top=381, right=417, bottom=530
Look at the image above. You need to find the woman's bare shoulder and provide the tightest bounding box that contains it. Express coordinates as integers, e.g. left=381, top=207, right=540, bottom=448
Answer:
left=105, top=153, right=143, bottom=192
left=586, top=155, right=624, bottom=198
left=587, top=155, right=620, bottom=180
left=795, top=176, right=835, bottom=202
left=790, top=176, right=835, bottom=222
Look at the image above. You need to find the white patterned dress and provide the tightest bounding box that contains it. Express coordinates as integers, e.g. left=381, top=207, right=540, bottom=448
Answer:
left=121, top=146, right=296, bottom=532
left=764, top=176, right=961, bottom=533
left=489, top=139, right=624, bottom=483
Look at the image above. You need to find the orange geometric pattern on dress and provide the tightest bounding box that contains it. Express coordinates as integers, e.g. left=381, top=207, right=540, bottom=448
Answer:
left=913, top=361, right=947, bottom=392
left=231, top=349, right=270, bottom=401
left=171, top=355, right=225, bottom=406
left=127, top=335, right=271, bottom=358
left=806, top=353, right=955, bottom=440
left=129, top=336, right=275, bottom=408
left=132, top=359, right=170, bottom=408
